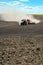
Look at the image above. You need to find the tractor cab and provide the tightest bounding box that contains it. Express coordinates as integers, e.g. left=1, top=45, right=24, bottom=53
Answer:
left=21, top=19, right=27, bottom=25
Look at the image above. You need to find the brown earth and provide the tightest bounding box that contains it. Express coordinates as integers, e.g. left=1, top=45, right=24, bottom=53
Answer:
left=0, top=15, right=43, bottom=65
left=0, top=15, right=43, bottom=35
left=0, top=35, right=43, bottom=65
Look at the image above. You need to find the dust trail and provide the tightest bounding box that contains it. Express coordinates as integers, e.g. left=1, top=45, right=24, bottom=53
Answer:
left=0, top=11, right=41, bottom=25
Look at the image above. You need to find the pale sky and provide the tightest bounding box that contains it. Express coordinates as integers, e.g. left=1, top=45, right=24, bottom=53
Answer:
left=0, top=0, right=43, bottom=14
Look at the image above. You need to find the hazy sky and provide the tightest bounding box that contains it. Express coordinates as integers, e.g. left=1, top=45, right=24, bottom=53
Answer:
left=0, top=0, right=43, bottom=14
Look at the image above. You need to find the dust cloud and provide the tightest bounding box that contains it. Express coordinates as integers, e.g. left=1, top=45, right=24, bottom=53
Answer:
left=0, top=11, right=41, bottom=25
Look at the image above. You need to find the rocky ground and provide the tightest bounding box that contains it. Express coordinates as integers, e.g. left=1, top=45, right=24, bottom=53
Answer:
left=0, top=15, right=43, bottom=65
left=0, top=35, right=43, bottom=65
